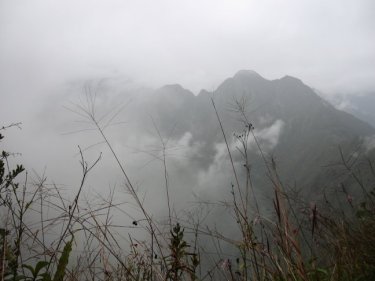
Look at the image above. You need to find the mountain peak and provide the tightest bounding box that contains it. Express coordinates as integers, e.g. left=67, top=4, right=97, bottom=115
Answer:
left=159, top=84, right=186, bottom=92
left=156, top=83, right=195, bottom=99
left=280, top=75, right=303, bottom=84
left=234, top=70, right=264, bottom=79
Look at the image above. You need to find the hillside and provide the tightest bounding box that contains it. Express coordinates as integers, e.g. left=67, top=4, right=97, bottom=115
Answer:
left=128, top=70, right=375, bottom=204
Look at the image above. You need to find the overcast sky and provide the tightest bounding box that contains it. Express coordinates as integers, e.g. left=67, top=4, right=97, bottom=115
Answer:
left=1, top=0, right=374, bottom=98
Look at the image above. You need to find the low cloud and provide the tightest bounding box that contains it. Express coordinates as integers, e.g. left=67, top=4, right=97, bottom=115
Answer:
left=231, top=119, right=285, bottom=153
left=363, top=135, right=375, bottom=152
left=252, top=119, right=285, bottom=152
left=195, top=119, right=285, bottom=198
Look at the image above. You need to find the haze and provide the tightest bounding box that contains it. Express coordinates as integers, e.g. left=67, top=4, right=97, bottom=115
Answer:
left=1, top=0, right=375, bottom=216
left=1, top=0, right=375, bottom=96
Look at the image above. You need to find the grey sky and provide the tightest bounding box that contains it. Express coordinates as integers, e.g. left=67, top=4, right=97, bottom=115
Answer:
left=1, top=0, right=374, bottom=98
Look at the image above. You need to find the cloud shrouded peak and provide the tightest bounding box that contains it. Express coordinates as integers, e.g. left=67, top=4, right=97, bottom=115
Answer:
left=234, top=70, right=264, bottom=79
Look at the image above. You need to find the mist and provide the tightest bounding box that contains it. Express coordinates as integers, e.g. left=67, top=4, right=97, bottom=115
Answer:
left=1, top=2, right=375, bottom=278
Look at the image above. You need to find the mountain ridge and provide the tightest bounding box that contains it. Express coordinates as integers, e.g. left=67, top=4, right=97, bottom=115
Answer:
left=134, top=70, right=375, bottom=201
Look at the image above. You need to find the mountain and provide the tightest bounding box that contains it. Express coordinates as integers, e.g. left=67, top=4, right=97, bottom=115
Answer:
left=128, top=70, right=375, bottom=205
left=62, top=70, right=375, bottom=215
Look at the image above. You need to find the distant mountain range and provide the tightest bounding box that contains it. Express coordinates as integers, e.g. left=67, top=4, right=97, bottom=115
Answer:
left=329, top=92, right=375, bottom=128
left=53, top=70, right=375, bottom=214
left=119, top=70, right=375, bottom=207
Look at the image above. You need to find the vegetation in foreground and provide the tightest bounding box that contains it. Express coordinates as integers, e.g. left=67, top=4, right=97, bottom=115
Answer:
left=1, top=98, right=375, bottom=281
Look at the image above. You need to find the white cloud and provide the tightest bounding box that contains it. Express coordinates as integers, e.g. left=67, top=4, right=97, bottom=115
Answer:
left=363, top=135, right=375, bottom=152
left=195, top=141, right=233, bottom=197
left=252, top=119, right=285, bottom=152
left=230, top=119, right=285, bottom=153
left=196, top=119, right=285, bottom=196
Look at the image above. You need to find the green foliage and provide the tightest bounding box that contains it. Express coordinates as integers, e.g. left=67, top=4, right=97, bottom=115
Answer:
left=1, top=129, right=73, bottom=281
left=166, top=223, right=199, bottom=281
left=19, top=261, right=49, bottom=281
left=52, top=236, right=74, bottom=281
left=0, top=135, right=24, bottom=205
left=1, top=129, right=25, bottom=281
left=2, top=235, right=74, bottom=281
